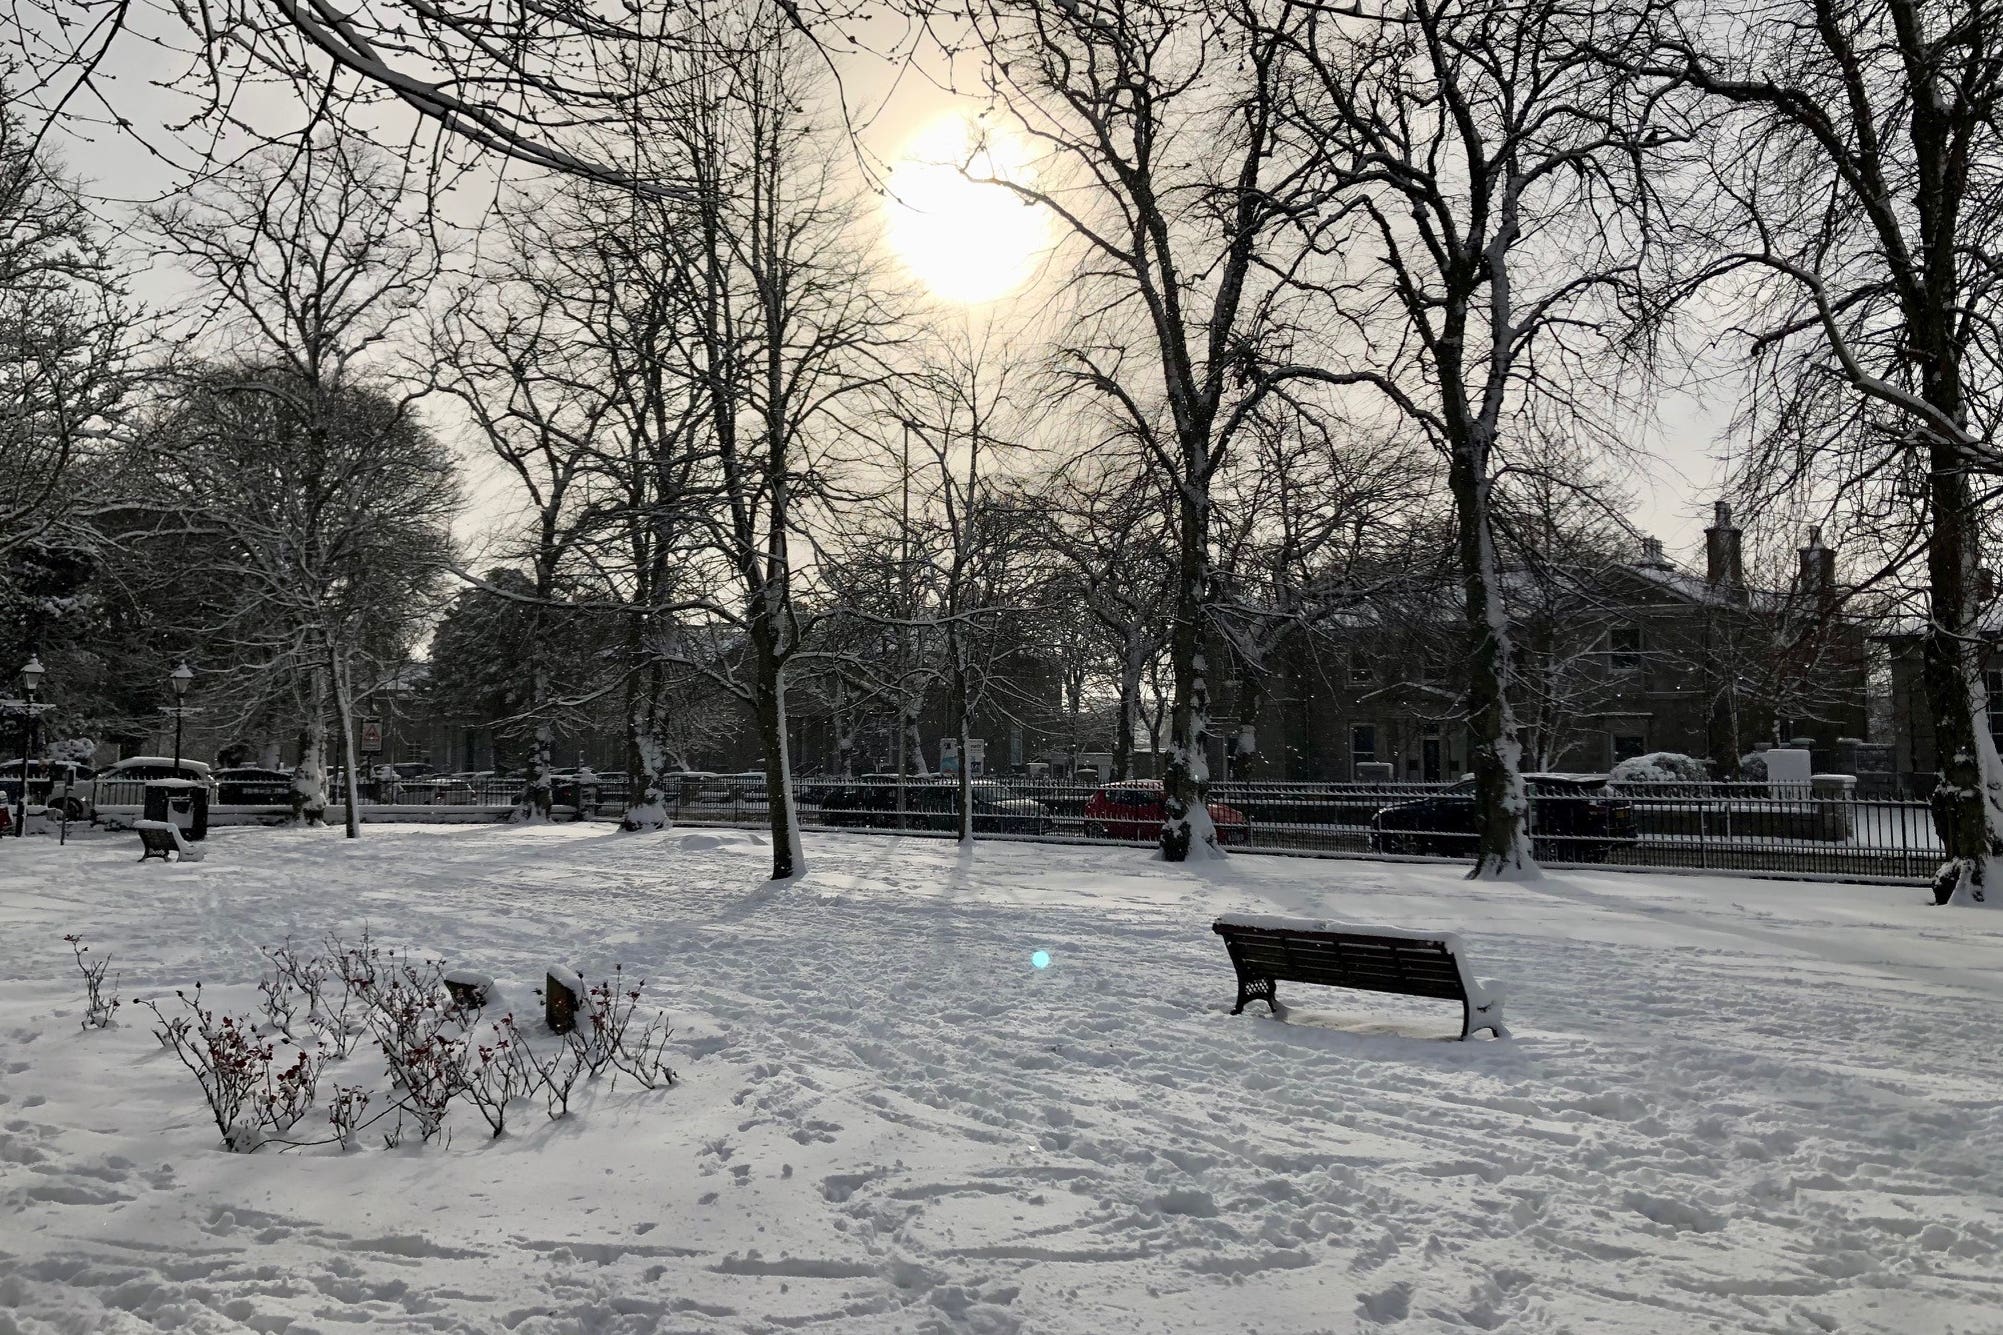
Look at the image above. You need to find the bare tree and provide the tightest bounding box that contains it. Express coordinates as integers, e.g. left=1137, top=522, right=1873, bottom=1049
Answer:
left=433, top=216, right=625, bottom=823
left=1211, top=414, right=1435, bottom=778
left=1285, top=0, right=1672, bottom=876
left=132, top=369, right=457, bottom=829
left=143, top=133, right=448, bottom=833
left=1039, top=453, right=1177, bottom=784
left=901, top=325, right=1037, bottom=843
left=13, top=1, right=882, bottom=196
left=0, top=95, right=132, bottom=570
left=644, top=3, right=903, bottom=880
left=960, top=0, right=1328, bottom=859
left=1638, top=0, right=2003, bottom=905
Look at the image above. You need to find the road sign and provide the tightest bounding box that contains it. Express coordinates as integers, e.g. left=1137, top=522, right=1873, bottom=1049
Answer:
left=360, top=719, right=384, bottom=755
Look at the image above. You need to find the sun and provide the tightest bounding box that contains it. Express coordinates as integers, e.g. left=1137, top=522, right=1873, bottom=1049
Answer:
left=885, top=115, right=1049, bottom=305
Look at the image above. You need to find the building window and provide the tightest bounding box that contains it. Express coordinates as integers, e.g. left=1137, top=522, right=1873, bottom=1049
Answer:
left=1351, top=724, right=1377, bottom=762
left=1612, top=733, right=1646, bottom=763
left=1349, top=653, right=1373, bottom=684
left=1609, top=625, right=1643, bottom=672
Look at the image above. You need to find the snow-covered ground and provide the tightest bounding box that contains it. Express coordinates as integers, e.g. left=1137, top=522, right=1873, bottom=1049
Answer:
left=1, top=825, right=1998, bottom=1334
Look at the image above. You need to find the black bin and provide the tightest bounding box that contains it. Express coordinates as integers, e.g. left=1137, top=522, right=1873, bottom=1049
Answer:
left=143, top=779, right=209, bottom=842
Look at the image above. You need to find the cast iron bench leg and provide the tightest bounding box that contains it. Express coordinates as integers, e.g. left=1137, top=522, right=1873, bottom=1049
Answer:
left=1233, top=974, right=1277, bottom=1015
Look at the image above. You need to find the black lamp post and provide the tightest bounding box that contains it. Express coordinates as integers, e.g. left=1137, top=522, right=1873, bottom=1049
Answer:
left=169, top=662, right=194, bottom=771
left=16, top=655, right=42, bottom=837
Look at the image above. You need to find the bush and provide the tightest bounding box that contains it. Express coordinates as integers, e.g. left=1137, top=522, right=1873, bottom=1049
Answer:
left=1610, top=752, right=1712, bottom=786
left=121, top=932, right=677, bottom=1153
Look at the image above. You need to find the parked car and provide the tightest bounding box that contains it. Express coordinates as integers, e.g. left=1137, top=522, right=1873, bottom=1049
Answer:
left=1081, top=779, right=1252, bottom=844
left=0, top=760, right=97, bottom=820
left=1368, top=774, right=1637, bottom=862
left=819, top=777, right=1054, bottom=834
left=380, top=774, right=476, bottom=805
left=668, top=771, right=720, bottom=802
left=213, top=766, right=295, bottom=805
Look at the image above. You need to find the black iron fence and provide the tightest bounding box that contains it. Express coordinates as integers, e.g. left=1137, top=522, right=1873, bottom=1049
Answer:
left=65, top=769, right=1946, bottom=882
left=680, top=776, right=1942, bottom=884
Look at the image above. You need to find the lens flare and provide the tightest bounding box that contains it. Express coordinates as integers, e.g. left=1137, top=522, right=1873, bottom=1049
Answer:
left=1031, top=950, right=1051, bottom=970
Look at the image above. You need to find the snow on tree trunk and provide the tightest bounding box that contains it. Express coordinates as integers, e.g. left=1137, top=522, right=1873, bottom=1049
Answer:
left=621, top=717, right=672, bottom=832
left=290, top=671, right=328, bottom=827
left=1230, top=661, right=1267, bottom=781
left=514, top=649, right=554, bottom=826
left=1926, top=456, right=2003, bottom=905
left=1160, top=486, right=1224, bottom=862
left=1454, top=459, right=1535, bottom=880
left=524, top=722, right=555, bottom=823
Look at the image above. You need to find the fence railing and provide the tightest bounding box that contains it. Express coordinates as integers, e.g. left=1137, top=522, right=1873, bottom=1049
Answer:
left=63, top=771, right=1945, bottom=883
left=682, top=776, right=1943, bottom=884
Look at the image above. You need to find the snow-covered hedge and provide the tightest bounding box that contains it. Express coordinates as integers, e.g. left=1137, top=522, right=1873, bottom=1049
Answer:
left=1609, top=752, right=1711, bottom=785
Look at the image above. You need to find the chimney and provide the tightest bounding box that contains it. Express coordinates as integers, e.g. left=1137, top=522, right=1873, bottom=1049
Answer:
left=1638, top=535, right=1670, bottom=569
left=1705, top=500, right=1745, bottom=601
left=1798, top=526, right=1838, bottom=612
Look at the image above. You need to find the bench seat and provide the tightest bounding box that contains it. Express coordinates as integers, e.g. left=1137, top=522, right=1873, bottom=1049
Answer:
left=1212, top=914, right=1507, bottom=1040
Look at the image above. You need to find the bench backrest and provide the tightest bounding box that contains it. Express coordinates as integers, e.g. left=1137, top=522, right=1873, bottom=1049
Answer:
left=139, top=825, right=179, bottom=850
left=1213, top=922, right=1467, bottom=1001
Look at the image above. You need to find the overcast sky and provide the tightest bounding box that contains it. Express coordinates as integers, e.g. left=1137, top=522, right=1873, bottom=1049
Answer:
left=32, top=8, right=1739, bottom=566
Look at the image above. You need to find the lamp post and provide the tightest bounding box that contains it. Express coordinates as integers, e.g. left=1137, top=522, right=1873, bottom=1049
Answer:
left=15, top=655, right=42, bottom=838
left=169, top=662, right=194, bottom=771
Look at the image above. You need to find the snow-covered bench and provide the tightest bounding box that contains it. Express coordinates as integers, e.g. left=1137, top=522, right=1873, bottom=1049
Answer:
left=1210, top=914, right=1508, bottom=1040
left=135, top=819, right=205, bottom=864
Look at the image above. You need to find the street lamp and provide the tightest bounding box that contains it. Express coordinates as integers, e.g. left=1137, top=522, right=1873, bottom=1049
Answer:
left=169, top=662, right=194, bottom=772
left=15, top=655, right=42, bottom=838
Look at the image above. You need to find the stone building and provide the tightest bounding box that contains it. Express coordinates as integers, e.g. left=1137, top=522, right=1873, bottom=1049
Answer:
left=1211, top=505, right=1871, bottom=782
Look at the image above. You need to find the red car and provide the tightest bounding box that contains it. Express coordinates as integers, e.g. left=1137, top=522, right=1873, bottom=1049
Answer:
left=1081, top=780, right=1251, bottom=845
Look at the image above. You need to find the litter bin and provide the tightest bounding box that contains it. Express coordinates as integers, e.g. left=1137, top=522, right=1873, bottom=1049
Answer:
left=143, top=779, right=209, bottom=842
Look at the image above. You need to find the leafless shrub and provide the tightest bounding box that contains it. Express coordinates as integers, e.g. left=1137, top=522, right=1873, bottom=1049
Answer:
left=328, top=1084, right=372, bottom=1151
left=64, top=934, right=119, bottom=1030
left=136, top=985, right=319, bottom=1152
left=462, top=1017, right=534, bottom=1138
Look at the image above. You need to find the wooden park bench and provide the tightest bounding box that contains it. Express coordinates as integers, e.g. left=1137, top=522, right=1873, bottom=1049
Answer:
left=1211, top=914, right=1508, bottom=1040
left=135, top=819, right=204, bottom=864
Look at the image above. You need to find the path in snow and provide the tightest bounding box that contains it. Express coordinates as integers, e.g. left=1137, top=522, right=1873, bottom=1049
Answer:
left=0, top=825, right=1998, bottom=1334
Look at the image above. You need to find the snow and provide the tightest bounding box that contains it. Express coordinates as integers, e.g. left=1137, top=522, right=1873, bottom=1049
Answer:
left=2, top=825, right=2000, bottom=1333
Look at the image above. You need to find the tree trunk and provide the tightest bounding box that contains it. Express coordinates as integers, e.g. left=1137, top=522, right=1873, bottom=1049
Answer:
left=833, top=674, right=856, bottom=779
left=1449, top=451, right=1533, bottom=878
left=1113, top=639, right=1144, bottom=782
left=1160, top=485, right=1218, bottom=860
left=1230, top=665, right=1268, bottom=780
left=949, top=628, right=973, bottom=846
left=1924, top=452, right=2003, bottom=904
left=329, top=648, right=362, bottom=839
left=751, top=623, right=802, bottom=880
left=291, top=670, right=328, bottom=826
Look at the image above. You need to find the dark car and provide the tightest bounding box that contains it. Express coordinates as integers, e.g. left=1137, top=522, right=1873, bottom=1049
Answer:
left=817, top=777, right=1054, bottom=834
left=1369, top=774, right=1637, bottom=862
left=214, top=766, right=295, bottom=805
left=1080, top=779, right=1252, bottom=845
